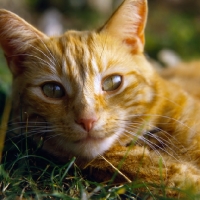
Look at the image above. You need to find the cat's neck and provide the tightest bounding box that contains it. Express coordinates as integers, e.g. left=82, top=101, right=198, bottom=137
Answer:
left=157, top=75, right=200, bottom=133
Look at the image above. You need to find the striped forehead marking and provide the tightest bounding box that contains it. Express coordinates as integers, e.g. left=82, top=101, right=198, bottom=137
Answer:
left=58, top=32, right=104, bottom=97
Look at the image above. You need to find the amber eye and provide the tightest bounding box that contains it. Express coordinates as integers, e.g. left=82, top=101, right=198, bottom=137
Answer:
left=42, top=83, right=65, bottom=99
left=102, top=75, right=122, bottom=91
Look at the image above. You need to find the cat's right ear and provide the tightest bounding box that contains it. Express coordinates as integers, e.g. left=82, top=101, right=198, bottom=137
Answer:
left=0, top=9, right=47, bottom=76
left=99, top=0, right=147, bottom=54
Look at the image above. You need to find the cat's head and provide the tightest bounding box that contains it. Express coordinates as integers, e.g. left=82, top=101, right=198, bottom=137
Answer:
left=0, top=0, right=156, bottom=160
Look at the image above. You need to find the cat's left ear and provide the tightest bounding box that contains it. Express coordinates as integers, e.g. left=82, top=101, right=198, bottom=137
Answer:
left=0, top=9, right=48, bottom=76
left=99, top=0, right=147, bottom=54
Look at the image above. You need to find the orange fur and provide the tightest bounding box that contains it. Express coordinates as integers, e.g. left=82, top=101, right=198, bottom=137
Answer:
left=159, top=61, right=200, bottom=99
left=1, top=0, right=200, bottom=197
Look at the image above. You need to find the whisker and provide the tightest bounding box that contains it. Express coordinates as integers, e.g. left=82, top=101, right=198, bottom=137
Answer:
left=28, top=44, right=56, bottom=67
left=122, top=130, right=168, bottom=171
left=125, top=129, right=182, bottom=163
left=147, top=126, right=186, bottom=149
left=123, top=120, right=187, bottom=160
left=125, top=113, right=195, bottom=135
left=6, top=128, right=54, bottom=141
left=6, top=125, right=52, bottom=133
left=144, top=132, right=182, bottom=160
left=8, top=121, right=51, bottom=124
left=115, top=119, right=181, bottom=161
left=8, top=54, right=54, bottom=69
left=36, top=36, right=62, bottom=69
left=44, top=133, right=62, bottom=142
left=153, top=94, right=183, bottom=108
left=38, top=38, right=56, bottom=63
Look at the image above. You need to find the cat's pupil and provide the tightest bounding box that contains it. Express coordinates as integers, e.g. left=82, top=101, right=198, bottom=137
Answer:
left=102, top=75, right=122, bottom=91
left=42, top=83, right=65, bottom=99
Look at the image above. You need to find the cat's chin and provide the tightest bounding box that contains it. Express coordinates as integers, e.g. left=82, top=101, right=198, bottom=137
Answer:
left=66, top=134, right=119, bottom=160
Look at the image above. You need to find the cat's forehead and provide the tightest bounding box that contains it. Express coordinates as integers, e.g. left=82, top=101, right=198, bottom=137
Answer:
left=56, top=31, right=101, bottom=81
left=57, top=30, right=135, bottom=75
left=61, top=30, right=111, bottom=69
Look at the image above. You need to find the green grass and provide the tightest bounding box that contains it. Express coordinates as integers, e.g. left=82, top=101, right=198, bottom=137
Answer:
left=0, top=139, right=149, bottom=199
left=0, top=49, right=11, bottom=120
left=0, top=99, right=199, bottom=199
left=145, top=4, right=200, bottom=61
left=0, top=123, right=200, bottom=199
left=0, top=50, right=11, bottom=94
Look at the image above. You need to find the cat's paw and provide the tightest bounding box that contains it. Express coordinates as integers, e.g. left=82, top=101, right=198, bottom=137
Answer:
left=167, top=163, right=200, bottom=194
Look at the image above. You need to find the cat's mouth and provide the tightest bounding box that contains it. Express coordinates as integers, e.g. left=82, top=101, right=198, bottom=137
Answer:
left=74, top=136, right=104, bottom=144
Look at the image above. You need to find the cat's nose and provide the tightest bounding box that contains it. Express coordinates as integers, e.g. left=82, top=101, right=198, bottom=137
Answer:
left=75, top=117, right=97, bottom=132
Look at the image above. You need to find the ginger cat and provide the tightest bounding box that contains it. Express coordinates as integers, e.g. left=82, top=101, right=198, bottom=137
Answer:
left=1, top=0, right=200, bottom=197
left=159, top=61, right=200, bottom=100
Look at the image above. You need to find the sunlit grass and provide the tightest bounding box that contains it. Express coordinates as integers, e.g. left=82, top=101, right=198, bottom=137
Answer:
left=0, top=98, right=198, bottom=199
left=0, top=108, right=199, bottom=199
left=0, top=138, right=148, bottom=199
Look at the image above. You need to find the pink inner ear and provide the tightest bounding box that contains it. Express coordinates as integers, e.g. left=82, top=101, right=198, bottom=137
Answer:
left=125, top=3, right=146, bottom=54
left=137, top=2, right=147, bottom=36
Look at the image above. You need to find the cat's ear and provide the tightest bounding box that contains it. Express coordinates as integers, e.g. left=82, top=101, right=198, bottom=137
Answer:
left=0, top=9, right=47, bottom=76
left=99, top=0, right=147, bottom=54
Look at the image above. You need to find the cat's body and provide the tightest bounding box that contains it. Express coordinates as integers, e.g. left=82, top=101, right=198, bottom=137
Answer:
left=1, top=0, right=200, bottom=197
left=159, top=61, right=200, bottom=99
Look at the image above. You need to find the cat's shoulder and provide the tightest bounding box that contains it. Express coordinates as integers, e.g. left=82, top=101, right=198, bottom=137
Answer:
left=159, top=60, right=200, bottom=99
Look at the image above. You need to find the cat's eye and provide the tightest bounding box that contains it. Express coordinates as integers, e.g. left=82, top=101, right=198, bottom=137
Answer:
left=102, top=75, right=122, bottom=91
left=42, top=83, right=65, bottom=99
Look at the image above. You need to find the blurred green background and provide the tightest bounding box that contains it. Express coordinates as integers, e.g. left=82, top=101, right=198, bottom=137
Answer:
left=0, top=0, right=200, bottom=117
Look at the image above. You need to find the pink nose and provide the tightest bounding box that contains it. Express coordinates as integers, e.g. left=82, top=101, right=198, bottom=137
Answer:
left=76, top=118, right=97, bottom=132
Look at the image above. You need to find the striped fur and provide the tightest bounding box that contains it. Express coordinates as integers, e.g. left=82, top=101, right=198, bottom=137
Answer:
left=1, top=0, right=200, bottom=196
